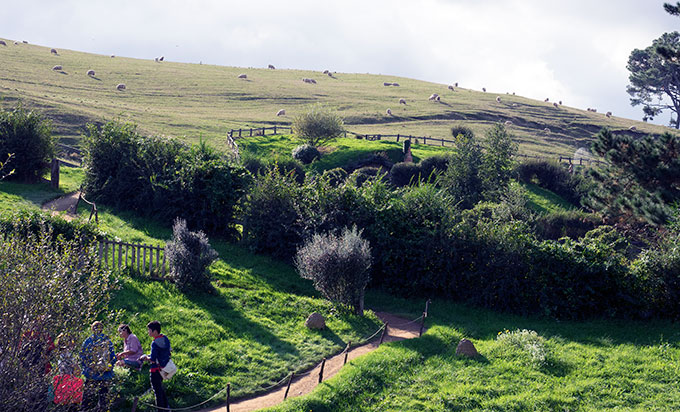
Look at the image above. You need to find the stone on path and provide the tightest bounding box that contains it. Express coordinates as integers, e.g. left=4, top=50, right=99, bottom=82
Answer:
left=305, top=312, right=326, bottom=330
left=455, top=338, right=479, bottom=358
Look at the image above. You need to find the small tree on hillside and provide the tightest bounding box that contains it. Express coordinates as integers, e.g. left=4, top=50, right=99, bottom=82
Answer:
left=0, top=105, right=54, bottom=181
left=481, top=123, right=518, bottom=199
left=292, top=104, right=344, bottom=147
left=439, top=134, right=484, bottom=209
left=165, top=218, right=219, bottom=291
left=295, top=226, right=372, bottom=315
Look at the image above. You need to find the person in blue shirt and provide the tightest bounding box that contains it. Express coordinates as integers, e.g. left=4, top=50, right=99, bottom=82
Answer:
left=79, top=321, right=115, bottom=411
left=139, top=320, right=170, bottom=410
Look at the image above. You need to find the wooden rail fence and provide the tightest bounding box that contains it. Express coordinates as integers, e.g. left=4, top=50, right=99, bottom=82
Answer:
left=98, top=239, right=166, bottom=277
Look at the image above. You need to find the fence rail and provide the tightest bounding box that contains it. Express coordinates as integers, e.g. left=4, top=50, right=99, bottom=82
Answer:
left=98, top=239, right=166, bottom=278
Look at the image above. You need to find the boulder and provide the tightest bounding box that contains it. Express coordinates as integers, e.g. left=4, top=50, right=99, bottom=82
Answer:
left=305, top=312, right=326, bottom=330
left=455, top=339, right=478, bottom=358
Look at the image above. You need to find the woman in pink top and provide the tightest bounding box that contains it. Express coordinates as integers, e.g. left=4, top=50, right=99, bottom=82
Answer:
left=115, top=324, right=143, bottom=370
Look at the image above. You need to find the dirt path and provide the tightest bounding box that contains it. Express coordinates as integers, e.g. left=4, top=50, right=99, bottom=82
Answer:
left=41, top=191, right=80, bottom=220
left=199, top=312, right=423, bottom=412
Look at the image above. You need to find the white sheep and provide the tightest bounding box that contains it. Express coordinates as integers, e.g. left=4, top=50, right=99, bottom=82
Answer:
left=52, top=65, right=62, bottom=71
left=629, top=126, right=637, bottom=131
left=496, top=96, right=502, bottom=103
left=504, top=121, right=513, bottom=126
left=13, top=41, right=18, bottom=45
left=386, top=108, right=392, bottom=116
left=238, top=74, right=247, bottom=79
left=606, top=111, right=612, bottom=118
left=384, top=82, right=392, bottom=86
left=51, top=48, right=58, bottom=55
left=399, top=98, right=406, bottom=105
left=159, top=56, right=164, bottom=61
left=482, top=87, right=486, bottom=92
left=268, top=64, right=275, bottom=69
left=116, top=83, right=126, bottom=91
left=0, top=40, right=6, bottom=46
left=544, top=127, right=551, bottom=133
left=87, top=69, right=95, bottom=76
left=429, top=94, right=438, bottom=100
left=448, top=85, right=454, bottom=91
left=512, top=103, right=518, bottom=107
left=277, top=109, right=286, bottom=116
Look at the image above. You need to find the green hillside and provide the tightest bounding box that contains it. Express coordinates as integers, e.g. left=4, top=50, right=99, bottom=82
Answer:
left=0, top=39, right=674, bottom=158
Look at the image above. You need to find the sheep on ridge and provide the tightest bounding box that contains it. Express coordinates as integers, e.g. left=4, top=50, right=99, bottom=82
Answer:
left=238, top=74, right=247, bottom=79
left=504, top=121, right=513, bottom=126
left=22, top=40, right=27, bottom=44
left=277, top=109, right=286, bottom=116
left=399, top=98, right=406, bottom=105
left=496, top=96, right=502, bottom=103
left=52, top=65, right=62, bottom=71
left=323, top=70, right=329, bottom=74
left=606, top=111, right=612, bottom=118
left=448, top=85, right=454, bottom=91
left=13, top=41, right=18, bottom=45
left=629, top=126, right=637, bottom=131
left=268, top=64, right=276, bottom=69
left=386, top=108, right=392, bottom=116
left=0, top=40, right=6, bottom=46
left=51, top=48, right=58, bottom=55
left=159, top=56, right=164, bottom=61
left=553, top=102, right=559, bottom=108
left=116, top=83, right=126, bottom=91
left=544, top=127, right=551, bottom=133
left=429, top=93, right=439, bottom=101
left=87, top=69, right=95, bottom=76
left=154, top=57, right=159, bottom=62
left=110, top=55, right=115, bottom=58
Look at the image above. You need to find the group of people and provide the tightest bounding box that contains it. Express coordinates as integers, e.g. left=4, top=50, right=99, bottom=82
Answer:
left=50, top=320, right=172, bottom=411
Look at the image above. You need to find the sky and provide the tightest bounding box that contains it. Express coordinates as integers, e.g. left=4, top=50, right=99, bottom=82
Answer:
left=1, top=0, right=678, bottom=126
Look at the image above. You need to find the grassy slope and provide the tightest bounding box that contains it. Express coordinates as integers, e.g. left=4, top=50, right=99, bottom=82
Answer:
left=1, top=39, right=675, bottom=158
left=269, top=293, right=680, bottom=412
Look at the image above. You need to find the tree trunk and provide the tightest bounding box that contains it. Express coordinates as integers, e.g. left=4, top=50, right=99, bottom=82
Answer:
left=355, top=289, right=365, bottom=316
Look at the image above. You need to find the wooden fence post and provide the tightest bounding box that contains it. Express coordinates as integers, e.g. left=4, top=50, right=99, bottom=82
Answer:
left=318, top=358, right=326, bottom=383
left=273, top=125, right=277, bottom=135
left=424, top=299, right=431, bottom=318
left=419, top=312, right=426, bottom=337
left=344, top=341, right=351, bottom=365
left=379, top=324, right=388, bottom=345
left=238, top=129, right=242, bottom=138
left=162, top=248, right=166, bottom=277
left=226, top=383, right=231, bottom=412
left=396, top=134, right=400, bottom=142
left=156, top=247, right=161, bottom=275
left=143, top=246, right=147, bottom=274
left=51, top=159, right=60, bottom=189
left=117, top=243, right=122, bottom=270
left=131, top=396, right=138, bottom=412
left=136, top=245, right=141, bottom=273
left=284, top=372, right=294, bottom=400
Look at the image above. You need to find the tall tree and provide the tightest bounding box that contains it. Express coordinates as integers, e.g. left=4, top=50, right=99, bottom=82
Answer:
left=626, top=32, right=680, bottom=128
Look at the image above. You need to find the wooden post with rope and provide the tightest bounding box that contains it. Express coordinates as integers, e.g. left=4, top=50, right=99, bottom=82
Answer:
left=379, top=323, right=388, bottom=345
left=284, top=372, right=294, bottom=400
left=318, top=358, right=326, bottom=383
left=226, top=383, right=231, bottom=412
left=344, top=341, right=351, bottom=365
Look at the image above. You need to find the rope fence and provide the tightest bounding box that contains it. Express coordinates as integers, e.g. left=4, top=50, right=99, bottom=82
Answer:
left=130, top=299, right=431, bottom=411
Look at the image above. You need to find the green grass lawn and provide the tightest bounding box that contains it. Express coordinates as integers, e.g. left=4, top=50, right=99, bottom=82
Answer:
left=269, top=293, right=680, bottom=412
left=522, top=182, right=577, bottom=214
left=0, top=167, right=83, bottom=212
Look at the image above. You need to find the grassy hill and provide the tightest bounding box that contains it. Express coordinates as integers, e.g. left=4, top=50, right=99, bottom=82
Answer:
left=1, top=39, right=675, bottom=158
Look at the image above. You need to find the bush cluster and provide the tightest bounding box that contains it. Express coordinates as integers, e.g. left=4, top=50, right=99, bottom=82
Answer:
left=515, top=160, right=588, bottom=205
left=292, top=105, right=344, bottom=147
left=82, top=121, right=248, bottom=237
left=0, top=105, right=54, bottom=182
left=165, top=218, right=219, bottom=292
left=0, top=209, right=101, bottom=242
left=292, top=144, right=321, bottom=164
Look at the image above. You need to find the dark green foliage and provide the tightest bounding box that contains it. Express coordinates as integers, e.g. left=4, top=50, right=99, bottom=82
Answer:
left=241, top=153, right=266, bottom=176
left=627, top=31, right=680, bottom=127
left=343, top=152, right=394, bottom=174
left=515, top=160, right=586, bottom=205
left=291, top=144, right=320, bottom=164
left=418, top=154, right=449, bottom=182
left=292, top=104, right=345, bottom=147
left=450, top=124, right=475, bottom=139
left=321, top=167, right=348, bottom=186
left=0, top=209, right=102, bottom=242
left=534, top=209, right=600, bottom=240
left=0, top=105, right=54, bottom=182
left=586, top=128, right=680, bottom=225
left=349, top=167, right=386, bottom=187
left=82, top=121, right=248, bottom=236
left=165, top=218, right=218, bottom=292
left=389, top=162, right=420, bottom=187
left=295, top=226, right=372, bottom=315
left=269, top=157, right=306, bottom=184
left=439, top=134, right=484, bottom=208
left=481, top=123, right=518, bottom=198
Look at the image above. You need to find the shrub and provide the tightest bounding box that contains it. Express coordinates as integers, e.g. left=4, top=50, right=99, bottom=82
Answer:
left=389, top=162, right=421, bottom=187
left=0, top=223, right=113, bottom=411
left=418, top=155, right=449, bottom=182
left=165, top=218, right=219, bottom=292
left=343, top=152, right=394, bottom=174
left=321, top=167, right=348, bottom=186
left=295, top=226, right=372, bottom=315
left=268, top=157, right=306, bottom=184
left=481, top=123, right=517, bottom=199
left=82, top=121, right=248, bottom=236
left=515, top=160, right=587, bottom=205
left=292, top=104, right=345, bottom=147
left=292, top=144, right=321, bottom=164
left=439, top=134, right=484, bottom=209
left=349, top=167, right=385, bottom=187
left=496, top=329, right=549, bottom=368
left=450, top=124, right=475, bottom=139
left=631, top=232, right=680, bottom=318
left=0, top=209, right=102, bottom=243
left=241, top=154, right=266, bottom=176
left=0, top=104, right=54, bottom=182
left=534, top=209, right=600, bottom=240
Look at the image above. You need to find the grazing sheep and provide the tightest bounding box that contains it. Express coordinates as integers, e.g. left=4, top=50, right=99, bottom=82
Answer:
left=384, top=82, right=392, bottom=86
left=448, top=85, right=454, bottom=91
left=159, top=56, right=164, bottom=61
left=0, top=40, right=6, bottom=46
left=386, top=108, right=392, bottom=115
left=22, top=40, right=27, bottom=44
left=50, top=48, right=58, bottom=55
left=277, top=109, right=286, bottom=116
left=429, top=93, right=439, bottom=100
left=606, top=111, right=612, bottom=118
left=323, top=70, right=329, bottom=74
left=482, top=87, right=486, bottom=92
left=629, top=126, right=637, bottom=131
left=268, top=64, right=275, bottom=69
left=436, top=95, right=441, bottom=101
left=544, top=127, right=551, bottom=133
left=553, top=102, right=559, bottom=108
left=310, top=78, right=317, bottom=84
left=302, top=78, right=317, bottom=84
left=392, top=83, right=400, bottom=87
left=116, top=83, right=126, bottom=91
left=52, top=65, right=62, bottom=71
left=238, top=74, right=247, bottom=79
left=496, top=96, right=502, bottom=103
left=504, top=121, right=513, bottom=126
left=399, top=98, right=406, bottom=105
left=512, top=103, right=519, bottom=107
left=14, top=41, right=18, bottom=45
left=591, top=108, right=597, bottom=113
left=87, top=69, right=95, bottom=76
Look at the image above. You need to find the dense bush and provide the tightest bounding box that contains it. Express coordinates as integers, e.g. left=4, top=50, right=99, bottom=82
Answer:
left=534, top=209, right=600, bottom=240
left=292, top=144, right=321, bottom=164
left=0, top=223, right=113, bottom=411
left=631, top=232, right=680, bottom=318
left=165, top=218, right=219, bottom=291
left=292, top=104, right=345, bottom=147
left=515, top=160, right=587, bottom=205
left=269, top=157, right=306, bottom=184
left=295, top=226, right=372, bottom=315
left=0, top=105, right=54, bottom=182
left=389, top=162, right=421, bottom=187
left=241, top=153, right=266, bottom=176
left=450, top=124, right=475, bottom=139
left=321, top=167, right=348, bottom=186
left=0, top=209, right=102, bottom=242
left=349, top=167, right=386, bottom=187
left=439, top=134, right=484, bottom=208
left=418, top=155, right=449, bottom=182
left=82, top=121, right=248, bottom=237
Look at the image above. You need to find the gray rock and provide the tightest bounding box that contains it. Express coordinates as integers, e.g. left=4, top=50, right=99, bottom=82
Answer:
left=455, top=338, right=479, bottom=358
left=305, top=312, right=326, bottom=330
